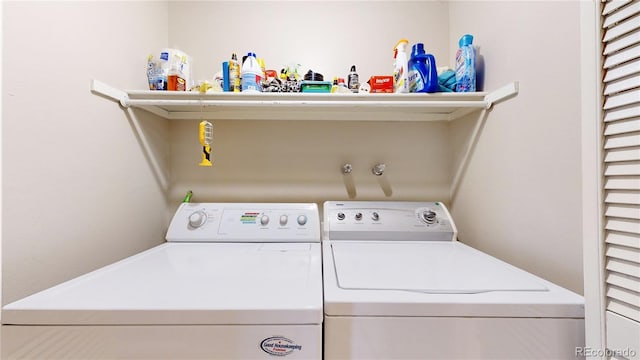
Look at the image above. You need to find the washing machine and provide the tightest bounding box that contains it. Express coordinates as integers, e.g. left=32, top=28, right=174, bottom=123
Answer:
left=322, top=201, right=585, bottom=359
left=2, top=203, right=322, bottom=359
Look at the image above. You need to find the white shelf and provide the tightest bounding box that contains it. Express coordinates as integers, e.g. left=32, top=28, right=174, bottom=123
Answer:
left=91, top=80, right=518, bottom=122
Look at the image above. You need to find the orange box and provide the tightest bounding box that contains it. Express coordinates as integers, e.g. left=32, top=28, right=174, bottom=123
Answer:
left=369, top=76, right=394, bottom=93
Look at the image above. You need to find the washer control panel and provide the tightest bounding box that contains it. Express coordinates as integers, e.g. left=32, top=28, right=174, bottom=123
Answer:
left=323, top=201, right=457, bottom=241
left=166, top=203, right=320, bottom=242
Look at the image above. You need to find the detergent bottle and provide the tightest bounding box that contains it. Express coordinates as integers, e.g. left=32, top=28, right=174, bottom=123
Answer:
left=408, top=43, right=439, bottom=93
left=455, top=34, right=476, bottom=92
left=241, top=52, right=262, bottom=93
left=393, top=39, right=409, bottom=93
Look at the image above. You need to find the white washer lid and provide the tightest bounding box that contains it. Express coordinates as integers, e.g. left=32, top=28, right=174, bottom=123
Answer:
left=3, top=243, right=323, bottom=325
left=332, top=241, right=548, bottom=293
left=324, top=241, right=584, bottom=318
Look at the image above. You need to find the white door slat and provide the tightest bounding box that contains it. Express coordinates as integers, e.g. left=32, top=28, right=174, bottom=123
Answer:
left=606, top=177, right=640, bottom=190
left=603, top=88, right=640, bottom=110
left=604, top=60, right=640, bottom=83
left=606, top=204, right=640, bottom=220
left=605, top=134, right=640, bottom=149
left=603, top=0, right=632, bottom=16
left=605, top=190, right=640, bottom=205
left=604, top=117, right=640, bottom=135
left=607, top=286, right=640, bottom=308
left=604, top=74, right=640, bottom=95
left=603, top=1, right=640, bottom=29
left=604, top=147, right=640, bottom=162
left=606, top=231, right=640, bottom=248
left=607, top=257, right=640, bottom=278
left=605, top=103, right=640, bottom=122
left=605, top=218, right=640, bottom=235
left=607, top=272, right=640, bottom=293
left=606, top=244, right=640, bottom=263
left=604, top=28, right=640, bottom=56
left=603, top=13, right=640, bottom=42
left=606, top=299, right=640, bottom=322
left=604, top=162, right=640, bottom=176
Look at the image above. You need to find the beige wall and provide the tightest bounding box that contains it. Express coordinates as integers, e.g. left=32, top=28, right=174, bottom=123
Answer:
left=166, top=1, right=584, bottom=293
left=2, top=1, right=170, bottom=304
left=167, top=1, right=451, bottom=86
left=1, top=0, right=584, bottom=314
left=165, top=1, right=453, bottom=205
left=448, top=1, right=584, bottom=294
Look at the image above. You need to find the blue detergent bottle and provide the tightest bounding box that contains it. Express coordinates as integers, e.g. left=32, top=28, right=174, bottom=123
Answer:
left=455, top=34, right=476, bottom=92
left=408, top=43, right=439, bottom=93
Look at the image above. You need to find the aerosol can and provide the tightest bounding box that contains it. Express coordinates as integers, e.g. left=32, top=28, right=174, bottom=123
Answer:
left=347, top=65, right=360, bottom=93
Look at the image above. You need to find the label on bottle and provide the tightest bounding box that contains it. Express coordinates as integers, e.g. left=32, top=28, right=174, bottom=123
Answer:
left=348, top=73, right=359, bottom=92
left=455, top=47, right=476, bottom=92
left=229, top=61, right=239, bottom=92
left=168, top=74, right=186, bottom=91
left=408, top=68, right=424, bottom=92
left=241, top=72, right=263, bottom=92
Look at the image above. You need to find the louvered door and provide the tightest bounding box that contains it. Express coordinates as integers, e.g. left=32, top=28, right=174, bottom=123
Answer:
left=601, top=0, right=640, bottom=357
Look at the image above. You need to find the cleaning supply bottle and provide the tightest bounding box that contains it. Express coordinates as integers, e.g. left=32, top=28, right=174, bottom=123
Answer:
left=455, top=34, right=476, bottom=92
left=257, top=57, right=266, bottom=88
left=393, top=39, right=410, bottom=93
left=408, top=43, right=439, bottom=93
left=229, top=52, right=240, bottom=92
left=241, top=52, right=262, bottom=93
left=347, top=65, right=359, bottom=93
left=167, top=63, right=185, bottom=91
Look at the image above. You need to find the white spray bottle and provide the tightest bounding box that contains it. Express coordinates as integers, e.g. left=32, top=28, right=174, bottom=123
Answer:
left=393, top=39, right=410, bottom=93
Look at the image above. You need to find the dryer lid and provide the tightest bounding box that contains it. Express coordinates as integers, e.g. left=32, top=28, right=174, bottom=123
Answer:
left=331, top=241, right=549, bottom=293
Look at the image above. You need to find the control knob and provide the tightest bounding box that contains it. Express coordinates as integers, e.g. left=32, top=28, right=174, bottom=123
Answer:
left=260, top=215, right=270, bottom=226
left=337, top=212, right=346, bottom=221
left=371, top=212, right=380, bottom=221
left=421, top=209, right=437, bottom=225
left=280, top=215, right=288, bottom=226
left=297, top=215, right=308, bottom=226
left=188, top=211, right=207, bottom=228
left=355, top=212, right=363, bottom=221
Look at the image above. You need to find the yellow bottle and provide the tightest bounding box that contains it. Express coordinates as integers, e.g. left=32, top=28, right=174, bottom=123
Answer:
left=230, top=53, right=240, bottom=92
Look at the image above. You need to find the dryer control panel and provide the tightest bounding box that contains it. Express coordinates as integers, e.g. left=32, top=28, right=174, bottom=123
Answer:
left=166, top=203, right=320, bottom=242
left=323, top=201, right=457, bottom=241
